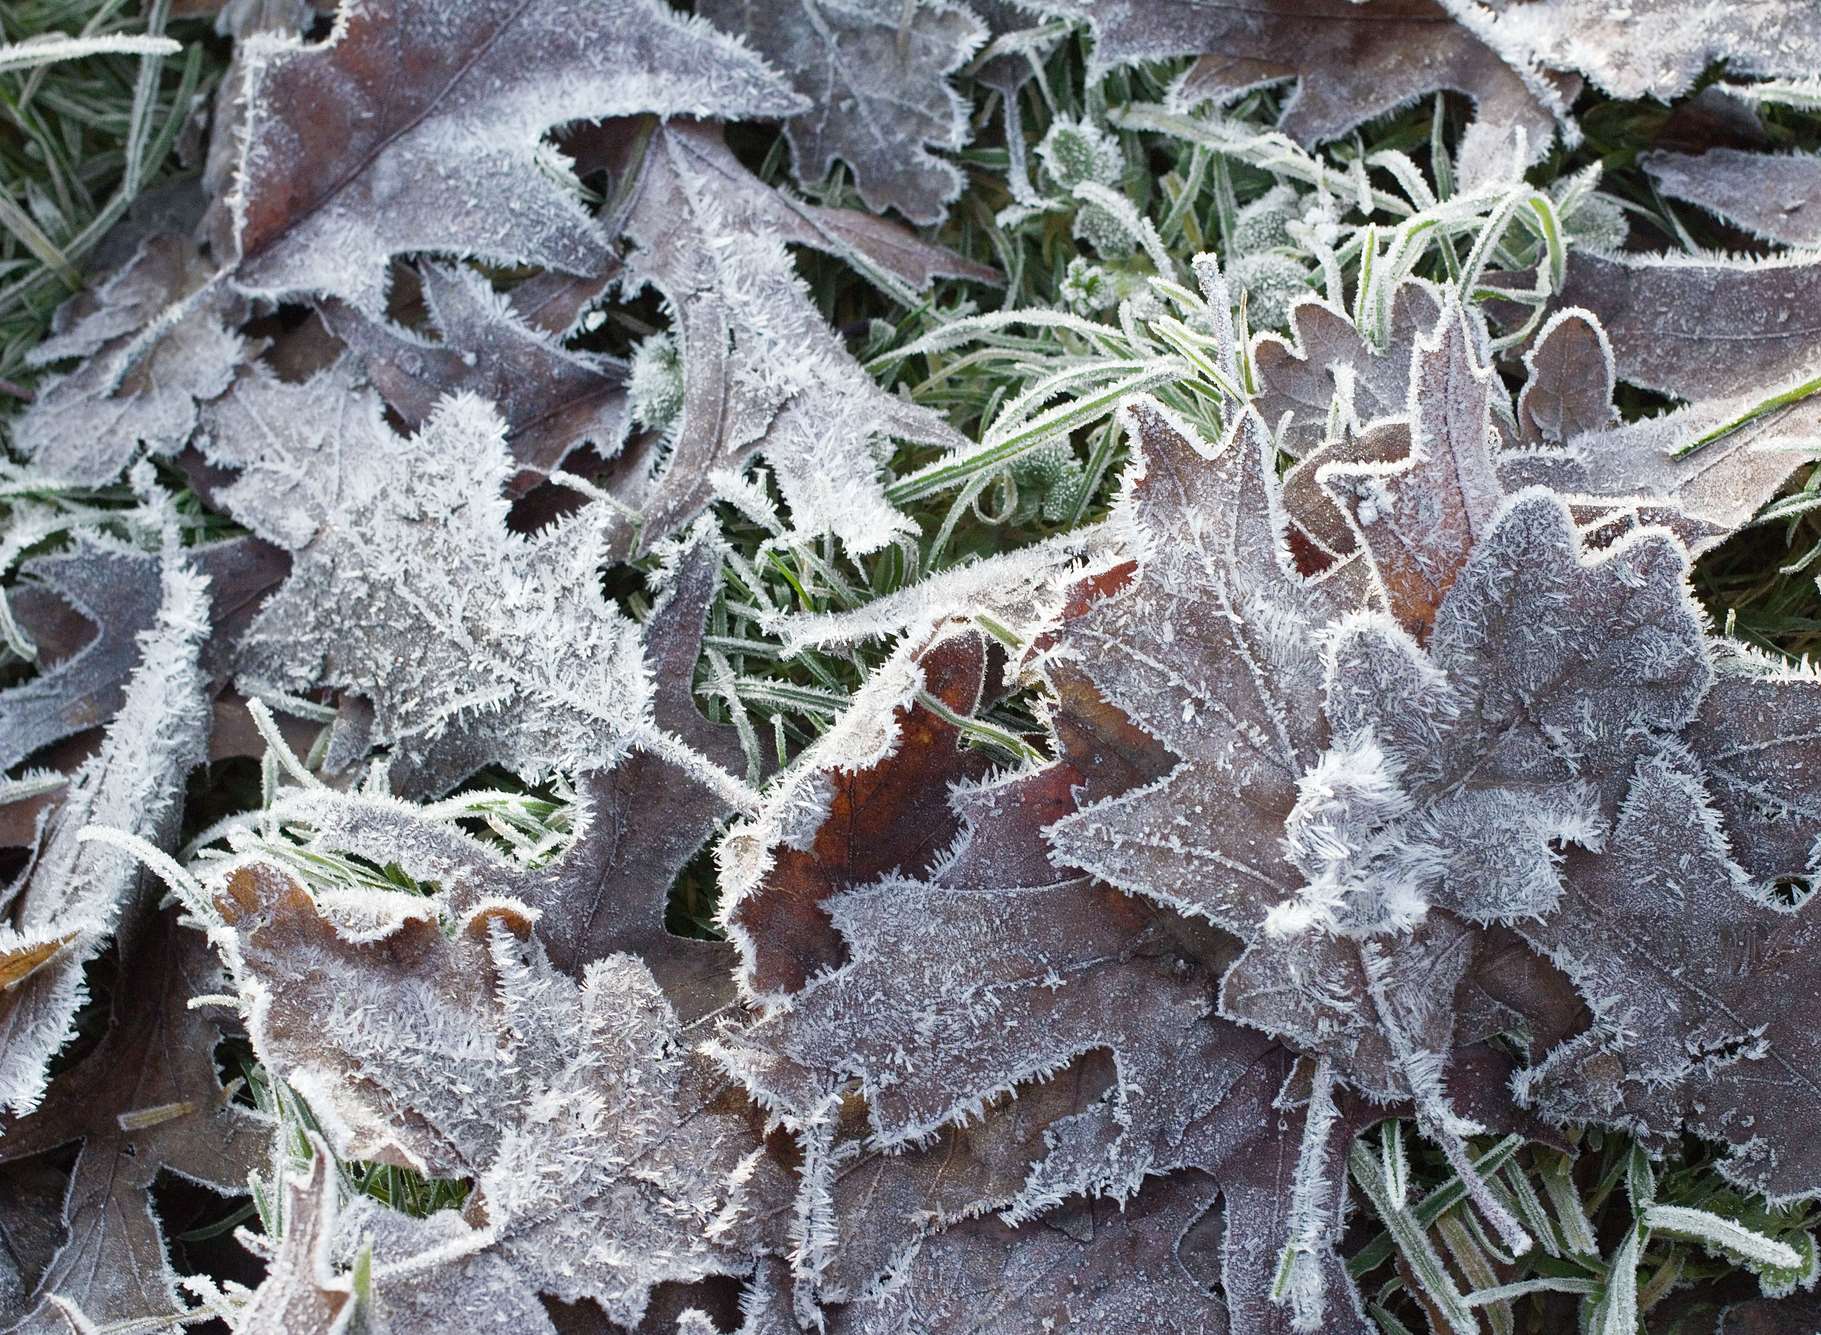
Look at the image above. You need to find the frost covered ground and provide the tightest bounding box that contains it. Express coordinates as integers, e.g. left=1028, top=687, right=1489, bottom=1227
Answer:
left=5, top=2, right=1821, bottom=1333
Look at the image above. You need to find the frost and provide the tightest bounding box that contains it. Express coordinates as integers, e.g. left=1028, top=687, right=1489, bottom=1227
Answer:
left=319, top=262, right=630, bottom=494
left=1517, top=308, right=1617, bottom=446
left=1035, top=0, right=1569, bottom=185
left=0, top=541, right=211, bottom=1124
left=226, top=0, right=807, bottom=313
left=212, top=862, right=783, bottom=1327
left=616, top=120, right=977, bottom=555
left=1643, top=148, right=1821, bottom=249
left=715, top=622, right=1378, bottom=1327
left=699, top=0, right=985, bottom=226
left=11, top=235, right=249, bottom=485
left=1516, top=749, right=1821, bottom=1203
left=1256, top=281, right=1442, bottom=459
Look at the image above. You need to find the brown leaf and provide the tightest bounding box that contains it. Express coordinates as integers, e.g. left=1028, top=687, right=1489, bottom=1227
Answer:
left=1042, top=0, right=1570, bottom=183
left=1643, top=148, right=1821, bottom=249
left=728, top=632, right=991, bottom=996
left=226, top=0, right=806, bottom=313
left=1554, top=249, right=1821, bottom=401
left=0, top=908, right=269, bottom=1330
left=1517, top=308, right=1617, bottom=446
left=321, top=263, right=630, bottom=496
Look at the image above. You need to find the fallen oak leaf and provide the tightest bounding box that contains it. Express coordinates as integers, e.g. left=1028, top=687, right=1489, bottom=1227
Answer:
left=230, top=524, right=752, bottom=1020
left=611, top=118, right=980, bottom=556
left=211, top=862, right=786, bottom=1326
left=225, top=0, right=807, bottom=314
left=0, top=907, right=270, bottom=1332
left=714, top=616, right=1378, bottom=1331
left=1642, top=148, right=1821, bottom=250
left=1517, top=750, right=1821, bottom=1204
left=1498, top=365, right=1821, bottom=557
left=1552, top=248, right=1821, bottom=402
left=1515, top=307, right=1616, bottom=447
left=226, top=1134, right=354, bottom=1334
left=201, top=383, right=750, bottom=805
left=0, top=544, right=212, bottom=1124
left=722, top=630, right=993, bottom=998
left=1444, top=0, right=1821, bottom=103
left=1315, top=297, right=1504, bottom=642
left=698, top=0, right=986, bottom=226
left=1033, top=0, right=1572, bottom=186
left=0, top=537, right=165, bottom=775
left=831, top=1172, right=1231, bottom=1333
left=11, top=235, right=251, bottom=487
left=318, top=262, right=631, bottom=497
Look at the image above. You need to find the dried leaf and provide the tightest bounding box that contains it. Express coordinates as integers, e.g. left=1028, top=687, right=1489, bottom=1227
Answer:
left=0, top=908, right=269, bottom=1331
left=1500, top=366, right=1821, bottom=555
left=1317, top=299, right=1504, bottom=641
left=1554, top=249, right=1821, bottom=401
left=214, top=862, right=780, bottom=1326
left=210, top=386, right=725, bottom=791
left=614, top=119, right=975, bottom=555
left=319, top=262, right=631, bottom=495
left=226, top=0, right=807, bottom=313
left=1516, top=308, right=1617, bottom=446
left=724, top=632, right=992, bottom=997
left=1451, top=0, right=1821, bottom=102
left=0, top=539, right=164, bottom=774
left=0, top=549, right=212, bottom=1123
left=12, top=236, right=249, bottom=486
left=1038, top=0, right=1570, bottom=183
left=835, top=1174, right=1230, bottom=1333
left=698, top=0, right=986, bottom=226
left=230, top=1137, right=353, bottom=1334
left=1517, top=748, right=1821, bottom=1203
left=1255, top=284, right=1443, bottom=460
left=1643, top=148, right=1821, bottom=249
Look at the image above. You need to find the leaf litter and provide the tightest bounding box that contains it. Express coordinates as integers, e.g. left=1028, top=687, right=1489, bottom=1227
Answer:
left=4, top=2, right=1821, bottom=1334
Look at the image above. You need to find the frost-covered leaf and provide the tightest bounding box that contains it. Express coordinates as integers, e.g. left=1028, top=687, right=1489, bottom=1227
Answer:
left=0, top=547, right=211, bottom=1124
left=0, top=538, right=163, bottom=774
left=208, top=385, right=731, bottom=791
left=226, top=0, right=807, bottom=313
left=1448, top=0, right=1821, bottom=102
left=1643, top=148, right=1821, bottom=249
left=1020, top=392, right=1738, bottom=1274
left=1516, top=308, right=1616, bottom=446
left=833, top=1174, right=1230, bottom=1333
left=265, top=531, right=753, bottom=1018
left=1517, top=749, right=1821, bottom=1203
left=613, top=119, right=977, bottom=554
left=698, top=0, right=985, bottom=226
left=1255, top=284, right=1444, bottom=460
left=723, top=632, right=992, bottom=997
left=318, top=262, right=631, bottom=495
left=1500, top=366, right=1821, bottom=556
left=1683, top=642, right=1821, bottom=893
left=1554, top=249, right=1821, bottom=401
left=10, top=235, right=250, bottom=485
left=1316, top=298, right=1504, bottom=641
left=717, top=617, right=1378, bottom=1330
left=230, top=1136, right=353, bottom=1334
left=0, top=908, right=269, bottom=1332
left=1036, top=0, right=1570, bottom=183
left=213, top=862, right=782, bottom=1326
